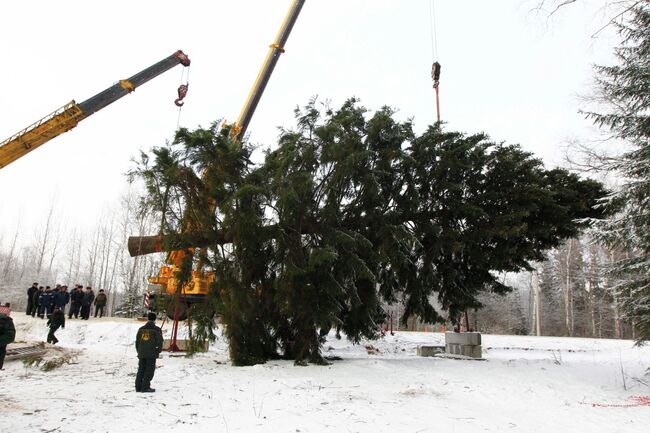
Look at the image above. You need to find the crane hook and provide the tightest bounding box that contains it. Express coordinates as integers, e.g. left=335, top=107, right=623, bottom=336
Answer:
left=431, top=62, right=441, bottom=88
left=431, top=62, right=441, bottom=123
left=175, top=84, right=189, bottom=107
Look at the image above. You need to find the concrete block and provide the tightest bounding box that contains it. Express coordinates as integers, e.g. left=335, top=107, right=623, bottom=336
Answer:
left=445, top=343, right=482, bottom=358
left=468, top=345, right=482, bottom=358
left=417, top=345, right=445, bottom=357
left=444, top=332, right=482, bottom=359
left=445, top=332, right=481, bottom=345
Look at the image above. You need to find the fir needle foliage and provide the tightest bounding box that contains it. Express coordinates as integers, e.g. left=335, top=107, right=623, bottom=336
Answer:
left=131, top=98, right=607, bottom=365
left=586, top=1, right=650, bottom=344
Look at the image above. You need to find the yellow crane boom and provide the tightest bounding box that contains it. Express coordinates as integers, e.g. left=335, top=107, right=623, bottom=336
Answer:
left=0, top=50, right=190, bottom=170
left=0, top=102, right=84, bottom=169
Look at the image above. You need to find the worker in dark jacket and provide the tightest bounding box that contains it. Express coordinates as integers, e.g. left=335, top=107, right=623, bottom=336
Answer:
left=69, top=285, right=84, bottom=319
left=38, top=286, right=54, bottom=318
left=46, top=307, right=65, bottom=344
left=0, top=304, right=16, bottom=369
left=94, top=289, right=108, bottom=318
left=54, top=286, right=70, bottom=315
left=45, top=286, right=55, bottom=317
left=135, top=312, right=163, bottom=392
left=32, top=286, right=43, bottom=318
left=80, top=287, right=95, bottom=320
left=26, top=282, right=38, bottom=315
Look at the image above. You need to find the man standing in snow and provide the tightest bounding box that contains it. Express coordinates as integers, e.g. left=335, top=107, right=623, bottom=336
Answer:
left=54, top=286, right=70, bottom=315
left=135, top=312, right=163, bottom=393
left=46, top=306, right=65, bottom=344
left=80, top=287, right=95, bottom=320
left=69, top=285, right=84, bottom=319
left=0, top=303, right=16, bottom=370
left=94, top=289, right=108, bottom=318
left=32, top=286, right=43, bottom=318
left=38, top=286, right=54, bottom=319
left=26, top=282, right=38, bottom=316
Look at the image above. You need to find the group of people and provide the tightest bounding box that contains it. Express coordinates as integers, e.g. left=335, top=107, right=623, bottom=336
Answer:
left=26, top=283, right=108, bottom=320
left=4, top=287, right=163, bottom=393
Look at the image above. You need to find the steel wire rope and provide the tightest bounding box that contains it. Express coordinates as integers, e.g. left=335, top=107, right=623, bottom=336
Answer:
left=429, top=0, right=439, bottom=61
left=429, top=0, right=442, bottom=122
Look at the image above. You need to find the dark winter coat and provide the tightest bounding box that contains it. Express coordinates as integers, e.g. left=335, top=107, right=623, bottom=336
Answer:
left=94, top=293, right=107, bottom=307
left=33, top=290, right=43, bottom=307
left=72, top=290, right=85, bottom=305
left=54, top=291, right=70, bottom=308
left=27, top=286, right=38, bottom=300
left=82, top=291, right=95, bottom=307
left=135, top=321, right=163, bottom=359
left=39, top=292, right=54, bottom=309
left=0, top=313, right=16, bottom=346
left=47, top=310, right=65, bottom=329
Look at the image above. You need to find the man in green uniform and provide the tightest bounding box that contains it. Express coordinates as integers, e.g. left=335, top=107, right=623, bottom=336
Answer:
left=0, top=303, right=16, bottom=370
left=94, top=289, right=108, bottom=318
left=135, top=312, right=163, bottom=393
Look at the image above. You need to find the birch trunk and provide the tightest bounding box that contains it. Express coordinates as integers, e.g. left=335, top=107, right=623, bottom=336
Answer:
left=531, top=266, right=542, bottom=336
left=35, top=202, right=56, bottom=275
left=2, top=223, right=20, bottom=281
left=564, top=239, right=573, bottom=336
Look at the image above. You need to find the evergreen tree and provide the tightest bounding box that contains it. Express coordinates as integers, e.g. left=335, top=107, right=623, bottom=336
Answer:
left=587, top=2, right=650, bottom=344
left=131, top=99, right=607, bottom=364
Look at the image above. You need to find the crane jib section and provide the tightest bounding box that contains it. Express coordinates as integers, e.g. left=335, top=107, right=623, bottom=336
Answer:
left=234, top=0, right=305, bottom=139
left=78, top=51, right=191, bottom=116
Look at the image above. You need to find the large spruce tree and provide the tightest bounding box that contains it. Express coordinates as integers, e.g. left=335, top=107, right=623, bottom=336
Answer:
left=131, top=98, right=607, bottom=364
left=587, top=1, right=650, bottom=344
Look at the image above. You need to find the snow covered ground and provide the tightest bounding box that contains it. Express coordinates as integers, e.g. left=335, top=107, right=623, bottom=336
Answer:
left=1, top=314, right=648, bottom=433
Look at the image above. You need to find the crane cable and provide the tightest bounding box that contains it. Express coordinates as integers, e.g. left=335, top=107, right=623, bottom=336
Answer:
left=429, top=0, right=442, bottom=123
left=429, top=0, right=438, bottom=61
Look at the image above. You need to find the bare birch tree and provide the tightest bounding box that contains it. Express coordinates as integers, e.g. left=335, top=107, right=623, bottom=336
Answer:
left=2, top=222, right=20, bottom=282
left=34, top=199, right=58, bottom=277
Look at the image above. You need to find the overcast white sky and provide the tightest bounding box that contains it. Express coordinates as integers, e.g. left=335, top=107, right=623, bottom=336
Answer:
left=0, top=0, right=619, bottom=246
